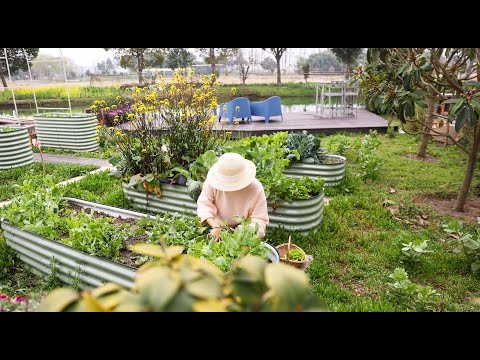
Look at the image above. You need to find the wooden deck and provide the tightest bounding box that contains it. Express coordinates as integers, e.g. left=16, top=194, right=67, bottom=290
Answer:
left=215, top=109, right=390, bottom=136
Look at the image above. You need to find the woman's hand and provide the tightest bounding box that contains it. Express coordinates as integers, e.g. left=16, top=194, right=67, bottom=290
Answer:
left=209, top=227, right=222, bottom=241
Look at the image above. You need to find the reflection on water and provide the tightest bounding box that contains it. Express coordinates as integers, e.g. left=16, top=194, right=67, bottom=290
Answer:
left=282, top=103, right=317, bottom=113
left=8, top=97, right=355, bottom=118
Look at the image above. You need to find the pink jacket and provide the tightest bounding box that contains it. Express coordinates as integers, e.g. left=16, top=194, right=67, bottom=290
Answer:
left=196, top=178, right=269, bottom=238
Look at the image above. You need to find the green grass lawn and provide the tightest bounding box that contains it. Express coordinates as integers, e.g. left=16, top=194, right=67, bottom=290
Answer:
left=3, top=130, right=480, bottom=311
left=33, top=147, right=114, bottom=159
left=0, top=162, right=99, bottom=202
left=0, top=83, right=317, bottom=110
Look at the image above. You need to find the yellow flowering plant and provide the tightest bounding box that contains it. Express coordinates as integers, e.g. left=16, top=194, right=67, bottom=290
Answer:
left=131, top=69, right=226, bottom=168
left=89, top=88, right=133, bottom=127
left=100, top=70, right=230, bottom=196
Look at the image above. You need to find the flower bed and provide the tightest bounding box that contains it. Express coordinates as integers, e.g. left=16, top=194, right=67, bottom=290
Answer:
left=283, top=154, right=346, bottom=186
left=123, top=183, right=324, bottom=234
left=33, top=113, right=99, bottom=152
left=0, top=127, right=34, bottom=169
left=1, top=197, right=278, bottom=289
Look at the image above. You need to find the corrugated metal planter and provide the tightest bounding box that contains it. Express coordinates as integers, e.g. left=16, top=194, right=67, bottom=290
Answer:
left=0, top=127, right=34, bottom=169
left=283, top=155, right=346, bottom=186
left=123, top=183, right=324, bottom=234
left=1, top=197, right=278, bottom=290
left=123, top=182, right=198, bottom=217
left=33, top=113, right=99, bottom=152
left=267, top=193, right=324, bottom=233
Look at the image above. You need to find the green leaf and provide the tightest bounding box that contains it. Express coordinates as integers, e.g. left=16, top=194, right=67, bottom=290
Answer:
left=193, top=298, right=232, bottom=312
left=264, top=262, right=310, bottom=311
left=233, top=255, right=267, bottom=283
left=163, top=289, right=195, bottom=312
left=441, top=98, right=460, bottom=105
left=92, top=282, right=123, bottom=298
left=450, top=99, right=465, bottom=115
left=455, top=106, right=468, bottom=132
left=470, top=99, right=480, bottom=116
left=466, top=81, right=480, bottom=89
left=38, top=288, right=79, bottom=312
left=404, top=101, right=414, bottom=118
left=185, top=275, right=223, bottom=299
left=471, top=259, right=480, bottom=274
left=135, top=267, right=181, bottom=311
left=130, top=243, right=165, bottom=258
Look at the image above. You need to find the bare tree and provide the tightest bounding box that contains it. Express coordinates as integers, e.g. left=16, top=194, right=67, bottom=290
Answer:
left=261, top=48, right=287, bottom=84
left=236, top=49, right=256, bottom=85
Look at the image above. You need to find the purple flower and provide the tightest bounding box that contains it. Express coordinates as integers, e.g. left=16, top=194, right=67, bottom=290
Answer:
left=0, top=294, right=11, bottom=301
left=14, top=296, right=25, bottom=303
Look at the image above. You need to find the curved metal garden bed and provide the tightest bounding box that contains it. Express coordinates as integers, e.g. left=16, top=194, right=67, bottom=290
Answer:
left=123, top=183, right=324, bottom=234
left=0, top=127, right=34, bottom=169
left=283, top=154, right=346, bottom=186
left=0, top=198, right=278, bottom=290
left=33, top=113, right=99, bottom=152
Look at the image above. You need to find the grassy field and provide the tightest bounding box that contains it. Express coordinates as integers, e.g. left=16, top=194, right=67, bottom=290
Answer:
left=0, top=83, right=319, bottom=110
left=2, top=130, right=479, bottom=311
left=0, top=162, right=99, bottom=201
left=57, top=131, right=480, bottom=311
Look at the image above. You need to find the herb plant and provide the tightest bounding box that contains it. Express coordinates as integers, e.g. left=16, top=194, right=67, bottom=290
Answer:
left=287, top=248, right=305, bottom=261
left=387, top=268, right=440, bottom=312
left=443, top=219, right=480, bottom=274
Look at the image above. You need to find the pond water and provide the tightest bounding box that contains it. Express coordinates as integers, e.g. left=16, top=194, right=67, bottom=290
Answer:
left=6, top=97, right=354, bottom=118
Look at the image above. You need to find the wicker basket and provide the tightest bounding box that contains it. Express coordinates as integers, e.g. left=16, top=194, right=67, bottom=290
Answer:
left=276, top=236, right=307, bottom=268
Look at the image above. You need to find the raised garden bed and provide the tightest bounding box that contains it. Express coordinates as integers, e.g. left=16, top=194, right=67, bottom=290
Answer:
left=0, top=127, right=34, bottom=169
left=123, top=183, right=324, bottom=234
left=283, top=154, right=346, bottom=186
left=33, top=113, right=99, bottom=152
left=0, top=197, right=278, bottom=289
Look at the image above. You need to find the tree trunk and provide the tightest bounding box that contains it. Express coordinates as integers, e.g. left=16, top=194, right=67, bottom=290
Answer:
left=276, top=57, right=281, bottom=84
left=345, top=63, right=351, bottom=80
left=417, top=96, right=435, bottom=158
left=136, top=53, right=144, bottom=85
left=0, top=66, right=8, bottom=88
left=454, top=125, right=480, bottom=211
left=210, top=48, right=216, bottom=75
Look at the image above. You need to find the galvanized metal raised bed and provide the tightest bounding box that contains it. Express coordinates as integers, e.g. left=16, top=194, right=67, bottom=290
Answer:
left=0, top=127, right=34, bottom=169
left=0, top=197, right=279, bottom=290
left=123, top=183, right=324, bottom=234
left=33, top=113, right=99, bottom=152
left=283, top=155, right=346, bottom=186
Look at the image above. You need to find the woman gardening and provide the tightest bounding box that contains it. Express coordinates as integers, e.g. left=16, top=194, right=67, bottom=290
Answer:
left=197, top=153, right=269, bottom=240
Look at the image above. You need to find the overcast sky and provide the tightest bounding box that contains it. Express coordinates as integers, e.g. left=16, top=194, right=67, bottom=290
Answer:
left=39, top=48, right=326, bottom=71
left=40, top=48, right=113, bottom=67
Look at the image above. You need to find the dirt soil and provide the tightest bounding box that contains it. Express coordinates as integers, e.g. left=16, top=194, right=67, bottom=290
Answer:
left=414, top=195, right=480, bottom=224
left=403, top=153, right=438, bottom=162
left=65, top=203, right=148, bottom=268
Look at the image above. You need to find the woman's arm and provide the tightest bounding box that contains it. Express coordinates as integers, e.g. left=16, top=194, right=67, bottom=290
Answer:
left=249, top=186, right=269, bottom=239
left=197, top=182, right=221, bottom=239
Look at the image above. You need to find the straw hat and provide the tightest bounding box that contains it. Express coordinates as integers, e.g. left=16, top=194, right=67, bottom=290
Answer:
left=206, top=153, right=256, bottom=192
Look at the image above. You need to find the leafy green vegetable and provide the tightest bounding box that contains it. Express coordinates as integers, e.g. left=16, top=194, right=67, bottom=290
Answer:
left=287, top=248, right=305, bottom=261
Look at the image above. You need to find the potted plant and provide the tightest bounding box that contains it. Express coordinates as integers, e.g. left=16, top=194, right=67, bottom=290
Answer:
left=283, top=130, right=346, bottom=186
left=33, top=112, right=99, bottom=152
left=276, top=236, right=308, bottom=268
left=0, top=126, right=34, bottom=169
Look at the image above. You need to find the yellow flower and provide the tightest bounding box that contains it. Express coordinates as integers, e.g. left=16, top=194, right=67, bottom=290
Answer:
left=115, top=131, right=122, bottom=136
left=234, top=121, right=239, bottom=125
left=96, top=125, right=102, bottom=129
left=142, top=148, right=147, bottom=153
left=128, top=113, right=135, bottom=119
left=225, top=131, right=232, bottom=136
left=94, top=137, right=100, bottom=141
